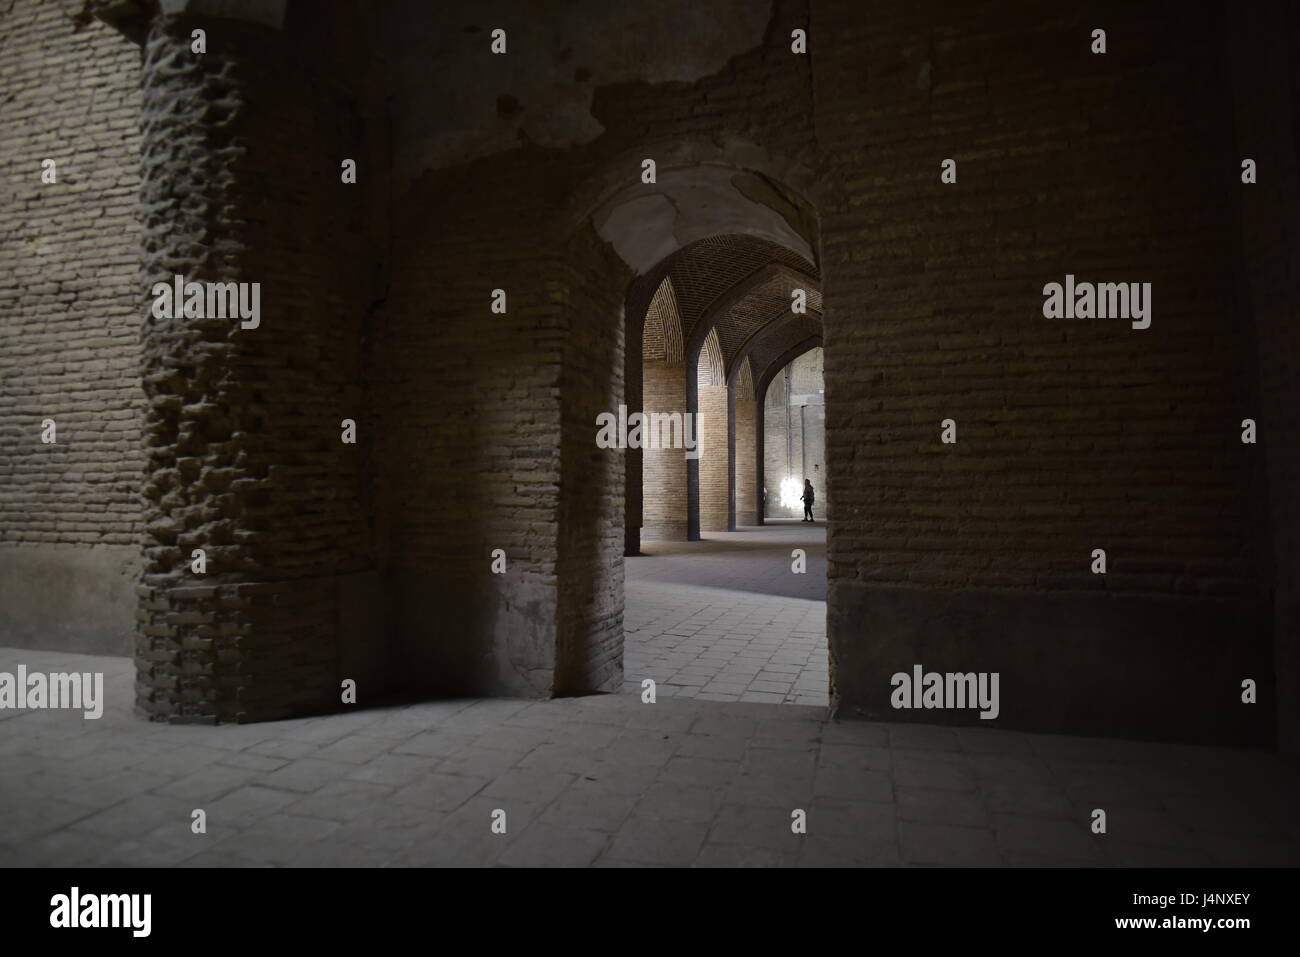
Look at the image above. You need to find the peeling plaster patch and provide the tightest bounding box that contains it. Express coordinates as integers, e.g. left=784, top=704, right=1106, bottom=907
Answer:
left=730, top=172, right=817, bottom=252
left=593, top=166, right=816, bottom=274
left=596, top=195, right=682, bottom=275
left=388, top=0, right=773, bottom=177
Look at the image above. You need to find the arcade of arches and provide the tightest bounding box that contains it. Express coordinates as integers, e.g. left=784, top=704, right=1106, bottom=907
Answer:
left=2, top=0, right=1299, bottom=766
left=624, top=232, right=831, bottom=707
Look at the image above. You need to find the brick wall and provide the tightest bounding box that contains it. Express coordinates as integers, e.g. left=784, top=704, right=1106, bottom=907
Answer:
left=764, top=373, right=793, bottom=516
left=762, top=349, right=828, bottom=520
left=697, top=385, right=730, bottom=530
left=378, top=151, right=570, bottom=697
left=789, top=346, right=824, bottom=395
left=800, top=402, right=827, bottom=513
left=641, top=360, right=690, bottom=540
left=556, top=223, right=629, bottom=693
left=817, top=0, right=1261, bottom=597
left=735, top=397, right=759, bottom=524
left=0, top=0, right=142, bottom=654
left=815, top=0, right=1272, bottom=740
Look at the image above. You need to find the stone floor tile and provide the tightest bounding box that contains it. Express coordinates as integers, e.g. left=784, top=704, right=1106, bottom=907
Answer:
left=2, top=642, right=1296, bottom=868
left=606, top=817, right=708, bottom=866
left=899, top=822, right=1001, bottom=866
left=497, top=823, right=610, bottom=868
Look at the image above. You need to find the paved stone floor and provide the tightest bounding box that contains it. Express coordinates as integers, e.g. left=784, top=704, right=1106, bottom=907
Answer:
left=2, top=647, right=1299, bottom=867
left=624, top=522, right=829, bottom=706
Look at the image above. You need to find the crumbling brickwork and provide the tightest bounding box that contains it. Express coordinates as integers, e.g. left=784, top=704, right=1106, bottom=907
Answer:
left=134, top=10, right=377, bottom=721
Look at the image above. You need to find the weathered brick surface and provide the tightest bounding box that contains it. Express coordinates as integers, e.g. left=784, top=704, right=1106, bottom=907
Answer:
left=134, top=12, right=376, bottom=721
left=0, top=2, right=142, bottom=548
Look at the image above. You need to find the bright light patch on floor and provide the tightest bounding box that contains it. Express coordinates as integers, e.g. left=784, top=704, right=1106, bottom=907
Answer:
left=779, top=476, right=803, bottom=509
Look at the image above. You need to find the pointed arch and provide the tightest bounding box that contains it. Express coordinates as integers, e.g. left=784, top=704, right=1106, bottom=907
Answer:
left=642, top=276, right=684, bottom=364
left=734, top=356, right=755, bottom=401
left=697, top=326, right=725, bottom=388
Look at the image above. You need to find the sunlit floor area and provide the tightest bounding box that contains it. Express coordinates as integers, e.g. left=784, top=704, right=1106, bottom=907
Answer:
left=624, top=522, right=828, bottom=706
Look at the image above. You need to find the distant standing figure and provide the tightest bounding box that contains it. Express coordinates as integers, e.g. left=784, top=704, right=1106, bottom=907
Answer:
left=801, top=479, right=815, bottom=522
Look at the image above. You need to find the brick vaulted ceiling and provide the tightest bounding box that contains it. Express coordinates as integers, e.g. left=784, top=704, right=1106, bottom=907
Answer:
left=628, top=234, right=822, bottom=384
left=745, top=314, right=823, bottom=394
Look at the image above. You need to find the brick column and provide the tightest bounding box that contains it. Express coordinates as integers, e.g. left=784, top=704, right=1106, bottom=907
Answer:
left=136, top=13, right=372, bottom=722
left=642, top=359, right=689, bottom=540
left=735, top=396, right=758, bottom=525
left=698, top=385, right=730, bottom=531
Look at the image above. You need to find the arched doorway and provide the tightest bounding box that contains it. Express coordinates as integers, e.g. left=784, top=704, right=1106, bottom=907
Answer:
left=563, top=156, right=828, bottom=708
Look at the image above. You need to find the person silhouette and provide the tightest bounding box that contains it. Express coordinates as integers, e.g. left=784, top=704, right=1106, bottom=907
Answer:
left=801, top=479, right=815, bottom=522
